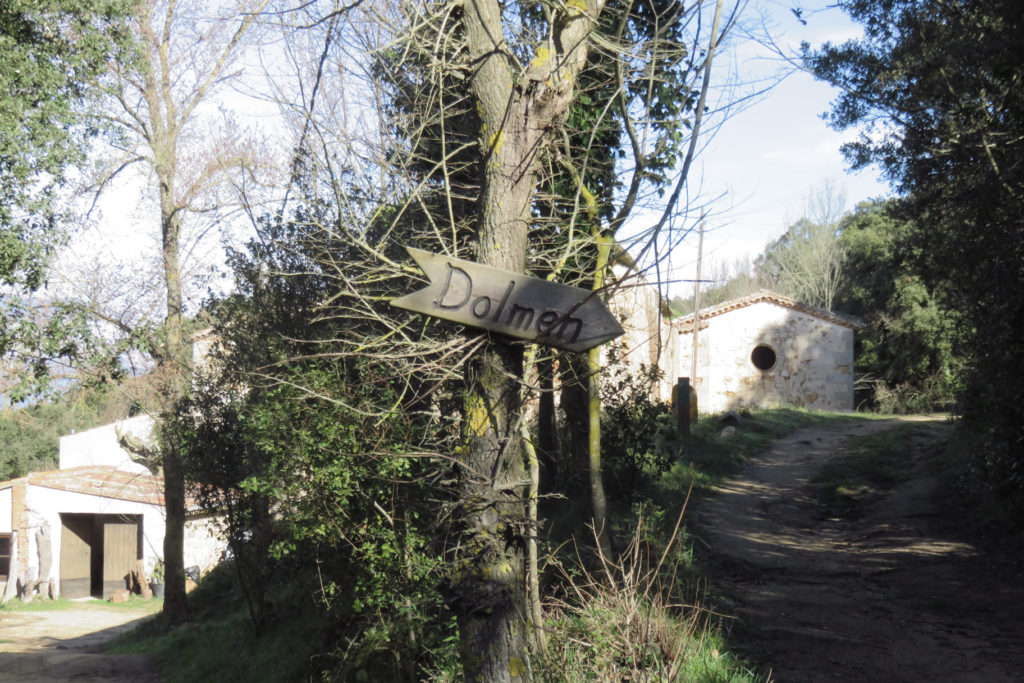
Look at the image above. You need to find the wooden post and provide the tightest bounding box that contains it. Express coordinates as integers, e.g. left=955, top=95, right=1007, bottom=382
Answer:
left=691, top=219, right=705, bottom=388
left=137, top=559, right=153, bottom=598
left=676, top=377, right=691, bottom=437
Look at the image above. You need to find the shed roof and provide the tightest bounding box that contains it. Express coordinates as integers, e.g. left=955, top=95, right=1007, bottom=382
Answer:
left=0, top=466, right=164, bottom=506
left=672, top=290, right=866, bottom=331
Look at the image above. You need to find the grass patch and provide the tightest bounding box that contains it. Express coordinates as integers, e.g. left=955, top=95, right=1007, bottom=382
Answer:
left=0, top=597, right=77, bottom=612
left=108, top=565, right=325, bottom=682
left=538, top=518, right=758, bottom=682
left=111, top=609, right=317, bottom=682
left=0, top=596, right=160, bottom=613
left=657, top=408, right=871, bottom=497
left=102, top=596, right=165, bottom=612
left=812, top=422, right=940, bottom=517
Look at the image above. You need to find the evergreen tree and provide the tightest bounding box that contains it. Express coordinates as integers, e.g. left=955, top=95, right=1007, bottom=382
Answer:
left=0, top=0, right=133, bottom=393
left=805, top=0, right=1024, bottom=508
left=835, top=201, right=962, bottom=412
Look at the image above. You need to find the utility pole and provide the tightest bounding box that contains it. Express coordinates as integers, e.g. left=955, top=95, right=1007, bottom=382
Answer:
left=690, top=218, right=705, bottom=389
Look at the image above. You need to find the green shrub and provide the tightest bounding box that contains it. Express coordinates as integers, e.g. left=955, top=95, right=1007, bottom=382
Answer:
left=599, top=358, right=676, bottom=502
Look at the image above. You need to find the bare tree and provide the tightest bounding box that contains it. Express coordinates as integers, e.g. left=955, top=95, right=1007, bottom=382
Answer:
left=758, top=182, right=848, bottom=309
left=83, top=0, right=271, bottom=623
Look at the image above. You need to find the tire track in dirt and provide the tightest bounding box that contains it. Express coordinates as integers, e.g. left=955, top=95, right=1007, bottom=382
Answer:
left=692, top=417, right=1024, bottom=682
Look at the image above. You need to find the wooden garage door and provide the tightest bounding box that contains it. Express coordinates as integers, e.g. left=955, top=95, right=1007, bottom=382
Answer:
left=102, top=519, right=139, bottom=597
left=60, top=515, right=93, bottom=599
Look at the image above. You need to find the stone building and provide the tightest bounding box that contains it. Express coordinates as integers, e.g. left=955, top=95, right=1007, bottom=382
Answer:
left=663, top=290, right=864, bottom=413
left=606, top=260, right=671, bottom=379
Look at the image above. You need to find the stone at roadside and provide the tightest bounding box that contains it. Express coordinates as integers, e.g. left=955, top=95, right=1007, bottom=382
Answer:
left=719, top=410, right=741, bottom=427
left=109, top=589, right=131, bottom=603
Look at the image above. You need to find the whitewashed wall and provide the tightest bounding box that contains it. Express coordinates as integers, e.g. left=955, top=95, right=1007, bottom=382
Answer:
left=0, top=487, right=11, bottom=533
left=607, top=264, right=672, bottom=400
left=59, top=415, right=155, bottom=474
left=184, top=514, right=229, bottom=575
left=22, top=485, right=167, bottom=587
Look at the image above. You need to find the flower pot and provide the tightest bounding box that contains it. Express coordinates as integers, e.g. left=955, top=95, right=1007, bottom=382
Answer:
left=149, top=581, right=165, bottom=598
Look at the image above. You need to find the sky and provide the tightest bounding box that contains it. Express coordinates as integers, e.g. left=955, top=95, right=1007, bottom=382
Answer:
left=65, top=0, right=892, bottom=306
left=661, top=0, right=892, bottom=293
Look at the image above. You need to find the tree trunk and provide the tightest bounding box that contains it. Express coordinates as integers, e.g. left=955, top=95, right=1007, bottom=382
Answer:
left=455, top=0, right=603, bottom=676
left=120, top=0, right=268, bottom=625
left=536, top=356, right=557, bottom=491
left=560, top=352, right=592, bottom=500
left=159, top=171, right=189, bottom=624
left=455, top=343, right=529, bottom=681
left=587, top=233, right=613, bottom=560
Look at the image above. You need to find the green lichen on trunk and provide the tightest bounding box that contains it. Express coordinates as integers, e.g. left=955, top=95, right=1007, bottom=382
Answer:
left=454, top=0, right=604, bottom=677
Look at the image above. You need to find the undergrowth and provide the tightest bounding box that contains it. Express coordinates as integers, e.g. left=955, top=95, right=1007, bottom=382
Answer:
left=108, top=408, right=861, bottom=681
left=538, top=512, right=756, bottom=682
left=109, top=562, right=329, bottom=682
left=936, top=422, right=1024, bottom=529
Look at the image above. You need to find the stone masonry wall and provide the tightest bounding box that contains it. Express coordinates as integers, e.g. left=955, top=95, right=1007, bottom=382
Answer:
left=672, top=301, right=855, bottom=413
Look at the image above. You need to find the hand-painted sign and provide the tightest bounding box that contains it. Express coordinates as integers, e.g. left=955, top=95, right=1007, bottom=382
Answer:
left=392, top=247, right=624, bottom=353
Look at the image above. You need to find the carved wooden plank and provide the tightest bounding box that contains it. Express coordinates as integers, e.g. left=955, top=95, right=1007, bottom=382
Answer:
left=392, top=247, right=624, bottom=352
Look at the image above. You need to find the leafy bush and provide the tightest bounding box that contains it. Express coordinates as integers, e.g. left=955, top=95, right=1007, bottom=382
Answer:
left=157, top=190, right=465, bottom=678
left=599, top=357, right=677, bottom=502
left=178, top=357, right=456, bottom=679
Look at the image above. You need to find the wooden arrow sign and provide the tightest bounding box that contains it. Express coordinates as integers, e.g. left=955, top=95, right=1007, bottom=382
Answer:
left=392, top=247, right=624, bottom=353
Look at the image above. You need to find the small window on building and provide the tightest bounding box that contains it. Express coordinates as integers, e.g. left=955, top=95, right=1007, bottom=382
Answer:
left=751, top=344, right=777, bottom=371
left=0, top=533, right=10, bottom=581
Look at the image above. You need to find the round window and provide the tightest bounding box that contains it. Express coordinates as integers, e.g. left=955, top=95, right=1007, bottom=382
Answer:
left=751, top=344, right=777, bottom=371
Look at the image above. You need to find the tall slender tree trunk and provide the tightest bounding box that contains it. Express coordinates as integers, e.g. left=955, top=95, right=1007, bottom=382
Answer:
left=587, top=232, right=613, bottom=560
left=454, top=0, right=603, bottom=677
left=560, top=352, right=592, bottom=500
left=536, top=356, right=557, bottom=490
left=113, top=0, right=267, bottom=626
left=158, top=173, right=189, bottom=624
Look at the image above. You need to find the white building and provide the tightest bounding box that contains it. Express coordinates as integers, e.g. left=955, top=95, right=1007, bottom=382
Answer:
left=0, top=415, right=226, bottom=601
left=665, top=290, right=864, bottom=413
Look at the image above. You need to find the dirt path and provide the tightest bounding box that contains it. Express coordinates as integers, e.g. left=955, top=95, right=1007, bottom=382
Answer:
left=0, top=603, right=161, bottom=682
left=692, top=416, right=1024, bottom=682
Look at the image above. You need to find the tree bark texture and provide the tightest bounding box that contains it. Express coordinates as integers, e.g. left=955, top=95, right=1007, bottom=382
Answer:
left=536, top=356, right=557, bottom=491
left=455, top=0, right=605, bottom=678
left=559, top=351, right=592, bottom=499
left=158, top=160, right=190, bottom=624
left=587, top=233, right=613, bottom=560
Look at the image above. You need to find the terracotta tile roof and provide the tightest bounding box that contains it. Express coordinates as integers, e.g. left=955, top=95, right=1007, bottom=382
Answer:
left=0, top=467, right=165, bottom=505
left=671, top=289, right=866, bottom=330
